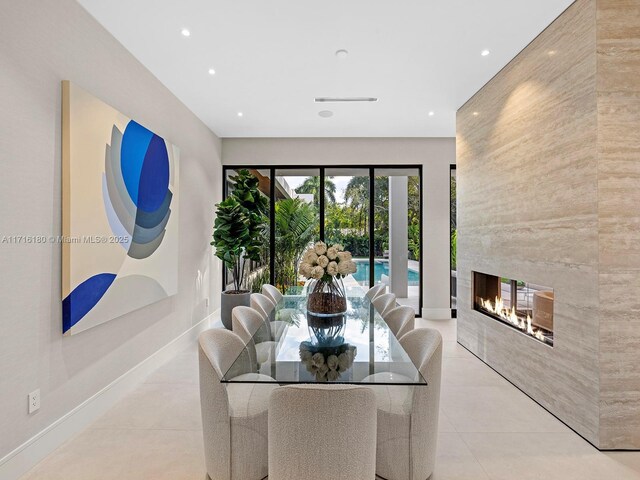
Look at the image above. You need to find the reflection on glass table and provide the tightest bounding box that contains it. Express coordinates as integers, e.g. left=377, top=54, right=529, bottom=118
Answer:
left=221, top=286, right=427, bottom=386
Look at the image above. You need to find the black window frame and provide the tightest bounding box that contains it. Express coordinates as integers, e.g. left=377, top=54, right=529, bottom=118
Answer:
left=221, top=164, right=423, bottom=317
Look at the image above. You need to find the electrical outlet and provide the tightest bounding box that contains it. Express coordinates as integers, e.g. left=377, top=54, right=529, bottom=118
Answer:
left=28, top=389, right=40, bottom=414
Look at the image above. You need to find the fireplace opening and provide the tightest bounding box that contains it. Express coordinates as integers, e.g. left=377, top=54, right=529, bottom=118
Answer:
left=473, top=271, right=554, bottom=346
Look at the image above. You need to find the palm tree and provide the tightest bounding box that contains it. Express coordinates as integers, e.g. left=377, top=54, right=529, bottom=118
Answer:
left=344, top=177, right=369, bottom=234
left=294, top=176, right=336, bottom=206
left=273, top=198, right=317, bottom=293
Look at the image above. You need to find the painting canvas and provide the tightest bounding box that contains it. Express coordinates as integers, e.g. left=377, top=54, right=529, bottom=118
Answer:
left=61, top=81, right=179, bottom=335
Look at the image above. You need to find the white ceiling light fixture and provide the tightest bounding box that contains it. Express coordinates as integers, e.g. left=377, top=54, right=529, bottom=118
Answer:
left=318, top=110, right=333, bottom=118
left=481, top=49, right=490, bottom=56
left=237, top=111, right=243, bottom=117
left=208, top=68, right=216, bottom=75
left=181, top=28, right=191, bottom=37
left=335, top=49, right=349, bottom=59
left=315, top=97, right=378, bottom=103
left=428, top=111, right=435, bottom=116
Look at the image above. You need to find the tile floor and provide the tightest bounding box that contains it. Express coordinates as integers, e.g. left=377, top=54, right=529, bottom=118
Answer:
left=19, top=317, right=640, bottom=480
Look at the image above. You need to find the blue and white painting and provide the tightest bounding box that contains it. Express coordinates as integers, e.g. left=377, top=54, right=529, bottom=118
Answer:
left=62, top=81, right=179, bottom=335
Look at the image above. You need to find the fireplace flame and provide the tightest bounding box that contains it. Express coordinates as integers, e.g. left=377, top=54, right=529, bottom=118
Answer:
left=478, top=296, right=549, bottom=344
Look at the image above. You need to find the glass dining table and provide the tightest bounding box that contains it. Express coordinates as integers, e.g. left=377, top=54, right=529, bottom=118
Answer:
left=221, top=286, right=427, bottom=386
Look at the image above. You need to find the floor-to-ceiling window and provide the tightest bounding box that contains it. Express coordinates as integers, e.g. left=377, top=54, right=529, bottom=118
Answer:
left=373, top=168, right=421, bottom=312
left=222, top=165, right=423, bottom=315
left=274, top=169, right=320, bottom=295
left=450, top=165, right=457, bottom=315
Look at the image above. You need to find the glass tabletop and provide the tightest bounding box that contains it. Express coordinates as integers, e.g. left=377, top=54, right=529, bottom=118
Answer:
left=221, top=286, right=427, bottom=385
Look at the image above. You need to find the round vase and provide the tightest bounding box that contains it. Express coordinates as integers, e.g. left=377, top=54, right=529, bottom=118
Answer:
left=306, top=277, right=347, bottom=317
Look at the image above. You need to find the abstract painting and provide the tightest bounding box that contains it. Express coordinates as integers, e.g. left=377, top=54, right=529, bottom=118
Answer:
left=61, top=81, right=179, bottom=335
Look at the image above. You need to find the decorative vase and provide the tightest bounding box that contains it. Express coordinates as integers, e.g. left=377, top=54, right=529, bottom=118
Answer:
left=307, top=277, right=347, bottom=317
left=307, top=313, right=346, bottom=346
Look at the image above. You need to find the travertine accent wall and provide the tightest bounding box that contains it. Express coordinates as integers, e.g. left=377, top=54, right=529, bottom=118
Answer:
left=457, top=0, right=640, bottom=449
left=597, top=0, right=640, bottom=449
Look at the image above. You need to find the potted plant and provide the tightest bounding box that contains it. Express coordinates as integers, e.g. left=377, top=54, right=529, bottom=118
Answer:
left=212, top=170, right=268, bottom=329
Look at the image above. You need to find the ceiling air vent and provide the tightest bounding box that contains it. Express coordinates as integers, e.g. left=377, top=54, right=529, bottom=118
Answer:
left=314, top=97, right=378, bottom=103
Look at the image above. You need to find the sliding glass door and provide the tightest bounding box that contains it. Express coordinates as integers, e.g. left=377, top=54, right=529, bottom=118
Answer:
left=324, top=168, right=370, bottom=288
left=273, top=169, right=320, bottom=295
left=222, top=165, right=423, bottom=315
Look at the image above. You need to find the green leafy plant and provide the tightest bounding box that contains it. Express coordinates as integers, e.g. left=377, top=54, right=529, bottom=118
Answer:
left=212, top=170, right=268, bottom=292
left=451, top=229, right=457, bottom=270
left=274, top=198, right=316, bottom=294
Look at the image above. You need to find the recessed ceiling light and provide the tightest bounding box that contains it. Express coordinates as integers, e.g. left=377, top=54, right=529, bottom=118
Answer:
left=318, top=110, right=333, bottom=118
left=208, top=68, right=216, bottom=75
left=237, top=112, right=243, bottom=117
left=428, top=111, right=435, bottom=116
left=335, top=49, right=349, bottom=59
left=181, top=28, right=191, bottom=37
left=473, top=111, right=479, bottom=116
left=481, top=49, right=490, bottom=56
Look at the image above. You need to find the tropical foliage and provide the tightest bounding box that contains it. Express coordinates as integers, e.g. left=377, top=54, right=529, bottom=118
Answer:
left=294, top=176, right=337, bottom=206
left=273, top=198, right=317, bottom=293
left=212, top=169, right=268, bottom=292
left=450, top=172, right=457, bottom=270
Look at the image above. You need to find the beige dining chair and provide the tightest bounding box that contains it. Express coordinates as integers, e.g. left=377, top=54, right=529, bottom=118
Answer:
left=231, top=306, right=278, bottom=369
left=383, top=305, right=415, bottom=341
left=261, top=283, right=283, bottom=305
left=370, top=328, right=443, bottom=480
left=250, top=292, right=288, bottom=341
left=198, top=328, right=277, bottom=480
left=268, top=384, right=377, bottom=480
left=365, top=283, right=386, bottom=302
left=372, top=292, right=397, bottom=317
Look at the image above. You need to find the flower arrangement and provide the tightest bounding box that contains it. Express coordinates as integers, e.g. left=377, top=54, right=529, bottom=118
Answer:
left=299, top=342, right=357, bottom=382
left=299, top=241, right=357, bottom=315
left=298, top=241, right=358, bottom=281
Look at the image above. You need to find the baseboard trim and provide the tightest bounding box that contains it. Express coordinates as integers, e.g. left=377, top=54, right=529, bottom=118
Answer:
left=421, top=307, right=452, bottom=319
left=0, top=310, right=220, bottom=480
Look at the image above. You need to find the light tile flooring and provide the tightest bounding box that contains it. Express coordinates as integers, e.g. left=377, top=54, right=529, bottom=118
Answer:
left=20, top=318, right=640, bottom=480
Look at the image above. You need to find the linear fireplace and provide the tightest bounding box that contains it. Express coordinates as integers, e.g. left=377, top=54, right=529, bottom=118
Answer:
left=473, top=271, right=554, bottom=346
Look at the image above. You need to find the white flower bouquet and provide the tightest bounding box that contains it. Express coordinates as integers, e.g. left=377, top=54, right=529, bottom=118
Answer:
left=298, top=241, right=357, bottom=281
left=299, top=241, right=357, bottom=316
left=299, top=341, right=357, bottom=382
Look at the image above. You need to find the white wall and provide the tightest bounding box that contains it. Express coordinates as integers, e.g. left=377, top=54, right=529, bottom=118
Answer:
left=222, top=137, right=455, bottom=317
left=0, top=0, right=222, bottom=462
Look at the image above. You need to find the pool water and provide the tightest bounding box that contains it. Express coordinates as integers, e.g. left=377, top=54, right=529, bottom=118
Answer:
left=351, top=259, right=420, bottom=286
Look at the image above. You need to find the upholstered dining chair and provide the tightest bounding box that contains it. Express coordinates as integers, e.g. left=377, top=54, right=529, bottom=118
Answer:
left=365, top=283, right=386, bottom=302
left=250, top=292, right=288, bottom=341
left=368, top=328, right=443, bottom=480
left=268, top=384, right=377, bottom=480
left=261, top=283, right=283, bottom=305
left=198, top=328, right=277, bottom=480
left=383, top=305, right=415, bottom=341
left=372, top=292, right=397, bottom=317
left=231, top=306, right=278, bottom=369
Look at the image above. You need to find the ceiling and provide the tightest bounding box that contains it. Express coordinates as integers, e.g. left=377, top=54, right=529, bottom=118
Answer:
left=77, top=0, right=574, bottom=138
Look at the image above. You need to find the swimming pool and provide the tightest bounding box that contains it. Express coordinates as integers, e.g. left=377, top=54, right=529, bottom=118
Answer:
left=351, top=259, right=420, bottom=286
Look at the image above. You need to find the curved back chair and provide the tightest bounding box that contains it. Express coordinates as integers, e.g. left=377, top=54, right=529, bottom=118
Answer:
left=375, top=328, right=443, bottom=480
left=383, top=305, right=415, bottom=341
left=372, top=293, right=397, bottom=317
left=261, top=284, right=283, bottom=305
left=198, top=328, right=276, bottom=480
left=232, top=306, right=277, bottom=368
left=251, top=292, right=289, bottom=342
left=365, top=283, right=386, bottom=302
left=268, top=384, right=377, bottom=480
